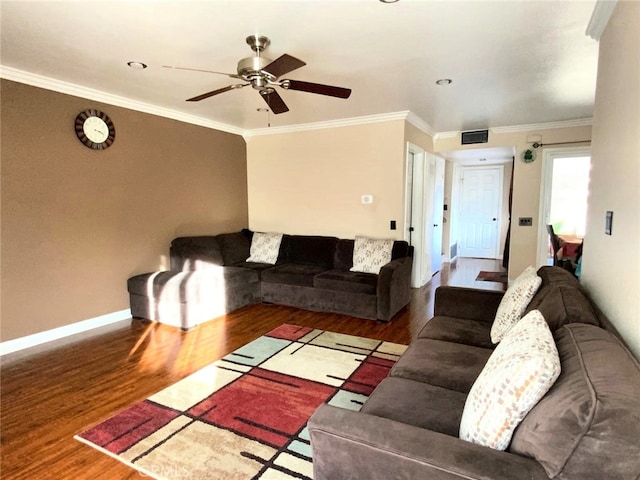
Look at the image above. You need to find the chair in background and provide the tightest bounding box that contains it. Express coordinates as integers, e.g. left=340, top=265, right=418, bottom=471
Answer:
left=547, top=224, right=576, bottom=274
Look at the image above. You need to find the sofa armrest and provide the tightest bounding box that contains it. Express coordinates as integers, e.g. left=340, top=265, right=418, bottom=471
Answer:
left=434, top=286, right=504, bottom=323
left=377, top=256, right=413, bottom=321
left=308, top=405, right=548, bottom=480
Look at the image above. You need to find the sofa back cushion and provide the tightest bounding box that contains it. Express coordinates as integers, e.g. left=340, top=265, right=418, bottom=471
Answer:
left=284, top=235, right=338, bottom=269
left=509, top=323, right=640, bottom=479
left=333, top=239, right=412, bottom=271
left=216, top=230, right=252, bottom=265
left=525, top=284, right=600, bottom=331
left=170, top=236, right=223, bottom=270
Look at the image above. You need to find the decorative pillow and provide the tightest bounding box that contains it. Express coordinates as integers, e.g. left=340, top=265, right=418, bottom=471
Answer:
left=246, top=232, right=283, bottom=264
left=350, top=236, right=394, bottom=274
left=490, top=266, right=541, bottom=343
left=460, top=310, right=561, bottom=450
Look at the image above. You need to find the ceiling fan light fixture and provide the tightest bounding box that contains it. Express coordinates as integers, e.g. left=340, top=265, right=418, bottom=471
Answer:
left=436, top=78, right=452, bottom=86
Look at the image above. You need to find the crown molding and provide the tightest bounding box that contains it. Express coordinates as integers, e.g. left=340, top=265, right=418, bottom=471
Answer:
left=586, top=0, right=618, bottom=41
left=0, top=65, right=244, bottom=136
left=491, top=118, right=592, bottom=133
left=405, top=112, right=437, bottom=137
left=435, top=118, right=593, bottom=139
left=1, top=65, right=593, bottom=140
left=243, top=111, right=412, bottom=138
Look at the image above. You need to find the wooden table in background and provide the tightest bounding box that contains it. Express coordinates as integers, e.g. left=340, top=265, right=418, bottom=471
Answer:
left=558, top=234, right=583, bottom=258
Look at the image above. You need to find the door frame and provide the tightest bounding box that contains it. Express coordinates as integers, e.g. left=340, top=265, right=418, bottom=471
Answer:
left=457, top=164, right=504, bottom=259
left=536, top=146, right=592, bottom=267
left=404, top=142, right=428, bottom=288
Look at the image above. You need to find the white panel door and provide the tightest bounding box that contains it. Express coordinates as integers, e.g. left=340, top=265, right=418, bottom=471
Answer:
left=459, top=166, right=502, bottom=259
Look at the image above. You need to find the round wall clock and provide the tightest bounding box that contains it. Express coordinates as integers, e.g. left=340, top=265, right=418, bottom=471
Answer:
left=75, top=109, right=115, bottom=150
left=521, top=148, right=536, bottom=163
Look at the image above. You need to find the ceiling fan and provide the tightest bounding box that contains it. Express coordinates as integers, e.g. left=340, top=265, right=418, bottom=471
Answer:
left=163, top=35, right=352, bottom=114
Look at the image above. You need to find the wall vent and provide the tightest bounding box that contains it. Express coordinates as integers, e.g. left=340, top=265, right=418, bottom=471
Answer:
left=461, top=130, right=489, bottom=145
left=450, top=243, right=458, bottom=259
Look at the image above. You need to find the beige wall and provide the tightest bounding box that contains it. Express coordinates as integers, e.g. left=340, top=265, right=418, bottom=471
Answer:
left=580, top=1, right=640, bottom=359
left=434, top=125, right=592, bottom=278
left=246, top=120, right=406, bottom=239
left=1, top=80, right=248, bottom=341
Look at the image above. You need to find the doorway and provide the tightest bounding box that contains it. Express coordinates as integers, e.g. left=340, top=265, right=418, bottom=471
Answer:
left=404, top=143, right=445, bottom=288
left=537, top=147, right=591, bottom=266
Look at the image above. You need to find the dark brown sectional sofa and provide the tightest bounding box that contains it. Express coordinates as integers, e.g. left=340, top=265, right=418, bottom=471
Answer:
left=127, top=229, right=413, bottom=329
left=308, top=266, right=640, bottom=480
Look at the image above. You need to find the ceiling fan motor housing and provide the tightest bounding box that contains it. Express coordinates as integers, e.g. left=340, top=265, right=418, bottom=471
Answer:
left=237, top=56, right=275, bottom=89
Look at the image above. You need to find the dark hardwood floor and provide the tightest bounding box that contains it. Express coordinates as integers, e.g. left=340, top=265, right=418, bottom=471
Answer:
left=0, top=258, right=504, bottom=479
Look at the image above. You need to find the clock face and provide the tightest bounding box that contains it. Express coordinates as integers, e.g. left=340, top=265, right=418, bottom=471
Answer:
left=83, top=116, right=109, bottom=143
left=75, top=109, right=115, bottom=150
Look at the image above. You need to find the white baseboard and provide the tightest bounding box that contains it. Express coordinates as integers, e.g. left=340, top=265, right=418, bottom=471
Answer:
left=0, top=309, right=132, bottom=356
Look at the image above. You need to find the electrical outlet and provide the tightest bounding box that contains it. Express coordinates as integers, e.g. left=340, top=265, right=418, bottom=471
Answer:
left=519, top=217, right=533, bottom=226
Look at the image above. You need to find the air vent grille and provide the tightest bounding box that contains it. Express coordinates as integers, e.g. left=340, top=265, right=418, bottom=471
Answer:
left=461, top=130, right=489, bottom=145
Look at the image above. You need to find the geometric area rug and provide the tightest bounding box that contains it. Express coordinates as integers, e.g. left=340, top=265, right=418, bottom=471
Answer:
left=75, top=324, right=407, bottom=479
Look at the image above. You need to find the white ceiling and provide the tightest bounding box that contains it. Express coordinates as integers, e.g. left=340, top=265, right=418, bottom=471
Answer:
left=0, top=0, right=599, bottom=134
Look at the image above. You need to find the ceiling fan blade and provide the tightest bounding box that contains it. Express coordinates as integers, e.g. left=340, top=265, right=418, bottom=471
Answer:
left=282, top=79, right=351, bottom=99
left=262, top=54, right=306, bottom=78
left=163, top=65, right=241, bottom=79
left=259, top=89, right=289, bottom=114
left=186, top=84, right=247, bottom=102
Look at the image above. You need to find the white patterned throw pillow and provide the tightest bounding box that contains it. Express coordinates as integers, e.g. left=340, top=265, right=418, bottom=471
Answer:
left=460, top=310, right=561, bottom=451
left=350, top=236, right=394, bottom=274
left=490, top=266, right=541, bottom=343
left=246, top=232, right=283, bottom=264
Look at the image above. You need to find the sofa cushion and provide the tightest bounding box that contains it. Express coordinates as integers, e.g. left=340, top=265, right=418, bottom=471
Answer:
left=261, top=263, right=327, bottom=287
left=313, top=269, right=377, bottom=295
left=525, top=284, right=600, bottom=331
left=537, top=265, right=582, bottom=289
left=510, top=323, right=640, bottom=479
left=216, top=231, right=252, bottom=266
left=246, top=232, right=283, bottom=264
left=390, top=338, right=492, bottom=393
left=231, top=261, right=276, bottom=279
left=170, top=236, right=223, bottom=270
left=490, top=267, right=541, bottom=343
left=460, top=310, right=560, bottom=451
left=351, top=236, right=394, bottom=274
left=418, top=316, right=494, bottom=349
left=284, top=235, right=338, bottom=269
left=127, top=268, right=259, bottom=301
left=362, top=377, right=466, bottom=437
left=333, top=239, right=355, bottom=270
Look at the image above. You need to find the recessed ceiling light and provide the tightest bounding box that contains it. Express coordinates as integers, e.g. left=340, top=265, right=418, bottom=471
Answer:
left=379, top=0, right=399, bottom=3
left=436, top=78, right=452, bottom=86
left=127, top=61, right=147, bottom=69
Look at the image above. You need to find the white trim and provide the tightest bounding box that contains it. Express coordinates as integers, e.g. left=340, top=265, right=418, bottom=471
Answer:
left=244, top=111, right=412, bottom=138
left=0, top=309, right=132, bottom=356
left=0, top=66, right=244, bottom=136
left=0, top=65, right=593, bottom=139
left=536, top=146, right=592, bottom=267
left=586, top=0, right=618, bottom=41
left=405, top=112, right=437, bottom=137
left=436, top=118, right=593, bottom=139
left=433, top=131, right=458, bottom=140
left=491, top=118, right=593, bottom=134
